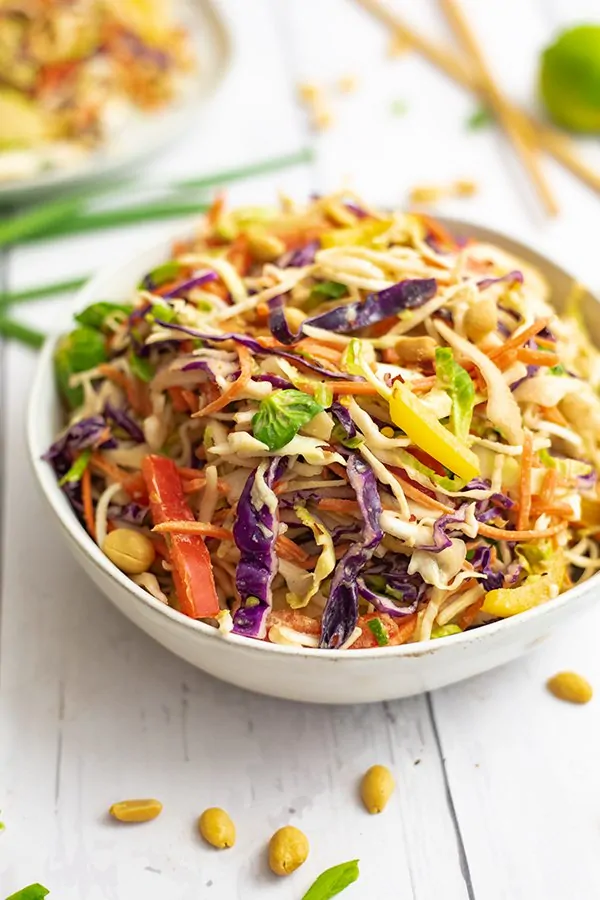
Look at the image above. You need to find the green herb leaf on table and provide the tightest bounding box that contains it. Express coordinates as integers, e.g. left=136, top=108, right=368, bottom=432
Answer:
left=302, top=859, right=360, bottom=900
left=466, top=105, right=494, bottom=131
left=5, top=885, right=50, bottom=900
left=252, top=390, right=324, bottom=450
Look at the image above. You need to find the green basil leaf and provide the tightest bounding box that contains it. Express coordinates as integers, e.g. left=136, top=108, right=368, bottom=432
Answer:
left=302, top=860, right=360, bottom=900
left=138, top=261, right=182, bottom=290
left=252, top=389, right=324, bottom=450
left=435, top=347, right=475, bottom=443
left=129, top=351, right=155, bottom=383
left=58, top=448, right=92, bottom=486
left=75, top=302, right=133, bottom=331
left=6, top=885, right=50, bottom=900
left=54, top=327, right=108, bottom=408
left=367, top=619, right=389, bottom=646
left=310, top=280, right=347, bottom=301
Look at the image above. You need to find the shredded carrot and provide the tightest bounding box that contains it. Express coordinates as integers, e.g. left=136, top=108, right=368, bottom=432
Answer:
left=255, top=302, right=269, bottom=323
left=478, top=521, right=567, bottom=541
left=535, top=337, right=556, bottom=350
left=408, top=376, right=439, bottom=393
left=98, top=363, right=130, bottom=392
left=193, top=343, right=253, bottom=417
left=82, top=467, right=96, bottom=540
left=542, top=405, right=569, bottom=427
left=517, top=432, right=533, bottom=531
left=227, top=234, right=252, bottom=275
left=489, top=318, right=552, bottom=362
left=516, top=348, right=560, bottom=367
left=328, top=462, right=350, bottom=481
left=299, top=340, right=343, bottom=365
left=153, top=521, right=233, bottom=541
left=458, top=598, right=484, bottom=630
left=181, top=389, right=199, bottom=413
left=540, top=468, right=558, bottom=505
left=303, top=380, right=379, bottom=396
left=207, top=192, right=225, bottom=227
left=417, top=213, right=458, bottom=250
left=90, top=453, right=129, bottom=483
left=277, top=534, right=311, bottom=565
left=182, top=477, right=229, bottom=495
left=168, top=386, right=190, bottom=413
left=99, top=364, right=150, bottom=416
left=318, top=498, right=360, bottom=515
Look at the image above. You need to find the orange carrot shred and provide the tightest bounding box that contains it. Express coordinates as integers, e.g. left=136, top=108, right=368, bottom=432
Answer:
left=82, top=467, right=96, bottom=540
left=518, top=432, right=533, bottom=531
left=193, top=343, right=253, bottom=417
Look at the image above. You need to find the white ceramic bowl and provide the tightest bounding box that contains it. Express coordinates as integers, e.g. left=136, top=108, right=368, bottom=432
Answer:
left=27, top=220, right=600, bottom=704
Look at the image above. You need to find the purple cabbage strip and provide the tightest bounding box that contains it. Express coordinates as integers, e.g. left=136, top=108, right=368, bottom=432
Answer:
left=277, top=240, right=320, bottom=269
left=154, top=320, right=360, bottom=381
left=357, top=580, right=419, bottom=617
left=107, top=502, right=150, bottom=526
left=43, top=416, right=116, bottom=470
left=104, top=402, right=145, bottom=443
left=470, top=546, right=504, bottom=591
left=320, top=454, right=383, bottom=649
left=345, top=201, right=368, bottom=219
left=162, top=271, right=217, bottom=299
left=478, top=270, right=524, bottom=291
left=232, top=458, right=285, bottom=640
left=418, top=504, right=471, bottom=553
left=181, top=359, right=218, bottom=380
left=253, top=373, right=294, bottom=390
left=510, top=364, right=539, bottom=392
left=269, top=278, right=437, bottom=345
left=330, top=401, right=358, bottom=440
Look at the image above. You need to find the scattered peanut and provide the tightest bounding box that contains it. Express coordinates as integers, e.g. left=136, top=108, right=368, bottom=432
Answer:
left=198, top=808, right=236, bottom=849
left=109, top=799, right=163, bottom=823
left=103, top=528, right=155, bottom=575
left=547, top=671, right=593, bottom=704
left=283, top=307, right=307, bottom=331
left=268, top=825, right=309, bottom=876
left=463, top=298, right=498, bottom=343
left=337, top=74, right=358, bottom=94
left=360, top=764, right=395, bottom=814
left=395, top=336, right=437, bottom=365
left=246, top=228, right=286, bottom=262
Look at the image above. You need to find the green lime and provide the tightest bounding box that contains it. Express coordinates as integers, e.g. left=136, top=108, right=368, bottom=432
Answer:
left=540, top=24, right=600, bottom=133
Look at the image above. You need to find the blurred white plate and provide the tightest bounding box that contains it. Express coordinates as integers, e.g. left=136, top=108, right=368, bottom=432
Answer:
left=0, top=0, right=231, bottom=206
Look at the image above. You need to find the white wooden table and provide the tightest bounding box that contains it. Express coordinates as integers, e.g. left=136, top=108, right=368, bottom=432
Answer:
left=2, top=1, right=600, bottom=897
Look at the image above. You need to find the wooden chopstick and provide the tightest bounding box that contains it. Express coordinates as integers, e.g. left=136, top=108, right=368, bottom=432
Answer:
left=439, top=0, right=558, bottom=216
left=353, top=0, right=600, bottom=197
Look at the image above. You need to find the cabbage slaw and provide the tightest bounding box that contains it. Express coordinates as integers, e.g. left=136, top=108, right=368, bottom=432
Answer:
left=44, top=193, right=600, bottom=650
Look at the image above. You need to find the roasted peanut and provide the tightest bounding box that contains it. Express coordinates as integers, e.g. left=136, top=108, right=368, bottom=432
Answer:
left=268, top=825, right=309, bottom=876
left=394, top=336, right=437, bottom=365
left=360, top=764, right=395, bottom=814
left=103, top=528, right=155, bottom=575
left=198, top=808, right=236, bottom=849
left=109, top=799, right=162, bottom=823
left=463, top=298, right=498, bottom=343
left=246, top=228, right=286, bottom=262
left=547, top=671, right=593, bottom=704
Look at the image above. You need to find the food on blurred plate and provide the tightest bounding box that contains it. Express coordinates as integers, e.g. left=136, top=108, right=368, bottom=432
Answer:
left=540, top=24, right=600, bottom=133
left=44, top=193, right=600, bottom=651
left=108, top=798, right=163, bottom=822
left=408, top=179, right=477, bottom=205
left=0, top=0, right=194, bottom=181
left=360, top=764, right=395, bottom=814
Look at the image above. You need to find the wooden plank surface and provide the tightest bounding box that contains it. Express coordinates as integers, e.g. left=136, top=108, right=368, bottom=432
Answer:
left=1, top=0, right=600, bottom=897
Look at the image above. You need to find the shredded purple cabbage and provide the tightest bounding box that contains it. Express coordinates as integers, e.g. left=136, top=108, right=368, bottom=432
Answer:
left=269, top=278, right=437, bottom=345
left=330, top=401, right=358, bottom=441
left=232, top=458, right=285, bottom=640
left=277, top=240, right=319, bottom=269
left=43, top=416, right=115, bottom=471
left=471, top=546, right=504, bottom=591
left=104, top=402, right=144, bottom=443
left=154, top=320, right=360, bottom=381
left=320, top=455, right=383, bottom=649
left=478, top=270, right=524, bottom=291
left=162, top=271, right=217, bottom=299
left=107, top=502, right=150, bottom=526
left=418, top=504, right=472, bottom=553
left=357, top=580, right=419, bottom=617
left=510, top=364, right=539, bottom=392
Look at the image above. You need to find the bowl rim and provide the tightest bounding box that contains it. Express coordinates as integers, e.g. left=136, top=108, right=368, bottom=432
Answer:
left=26, top=215, right=600, bottom=661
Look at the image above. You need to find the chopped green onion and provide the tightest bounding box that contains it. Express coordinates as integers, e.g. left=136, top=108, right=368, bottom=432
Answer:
left=129, top=352, right=155, bottom=383
left=0, top=317, right=45, bottom=348
left=431, top=624, right=462, bottom=639
left=0, top=276, right=88, bottom=309
left=59, top=449, right=92, bottom=486
left=466, top=105, right=494, bottom=131
left=367, top=619, right=389, bottom=646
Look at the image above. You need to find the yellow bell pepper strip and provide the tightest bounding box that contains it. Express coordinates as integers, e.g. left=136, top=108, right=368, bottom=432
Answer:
left=142, top=455, right=220, bottom=619
left=482, top=575, right=555, bottom=617
left=389, top=380, right=480, bottom=481
left=320, top=219, right=394, bottom=248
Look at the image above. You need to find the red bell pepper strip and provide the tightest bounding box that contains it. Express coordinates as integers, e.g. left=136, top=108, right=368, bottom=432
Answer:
left=142, top=455, right=220, bottom=618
